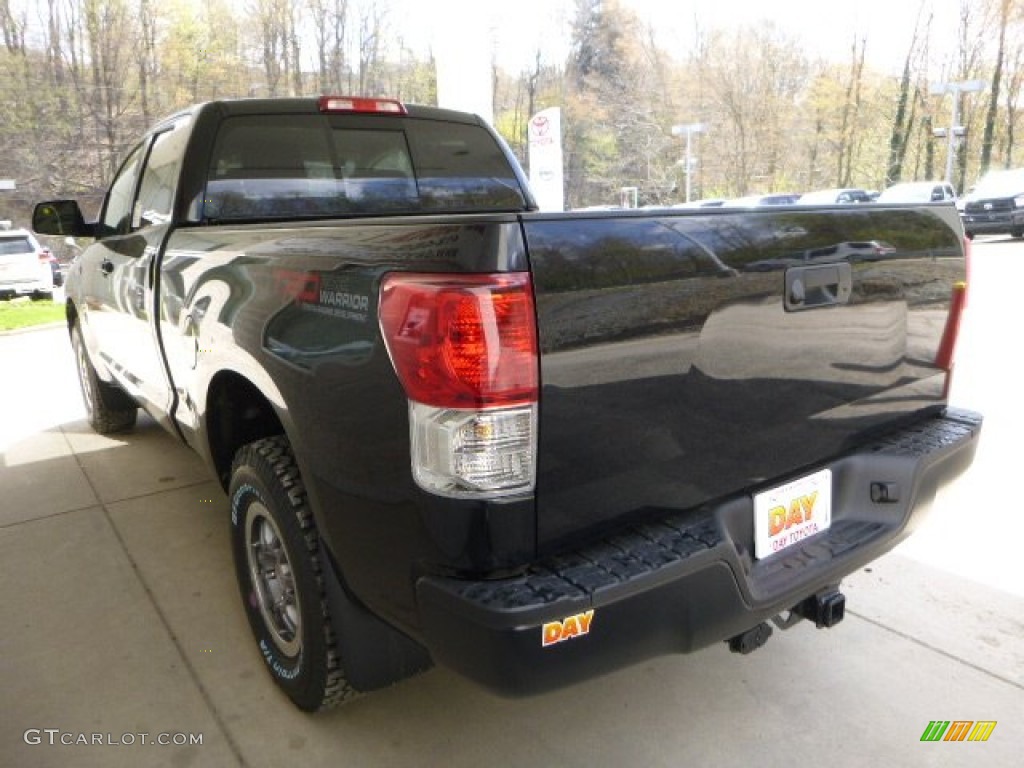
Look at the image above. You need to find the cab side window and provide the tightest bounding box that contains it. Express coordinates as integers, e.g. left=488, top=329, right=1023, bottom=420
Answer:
left=99, top=143, right=146, bottom=238
left=137, top=122, right=188, bottom=227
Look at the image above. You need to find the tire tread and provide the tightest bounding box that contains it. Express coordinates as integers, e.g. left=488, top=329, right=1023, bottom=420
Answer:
left=233, top=435, right=359, bottom=711
left=72, top=323, right=137, bottom=434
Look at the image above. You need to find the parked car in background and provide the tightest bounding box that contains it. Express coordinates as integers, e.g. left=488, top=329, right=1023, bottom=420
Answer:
left=672, top=198, right=728, bottom=209
left=723, top=193, right=801, bottom=207
left=796, top=188, right=872, bottom=205
left=959, top=168, right=1024, bottom=238
left=745, top=240, right=896, bottom=272
left=876, top=181, right=957, bottom=204
left=0, top=225, right=58, bottom=300
left=41, top=247, right=63, bottom=287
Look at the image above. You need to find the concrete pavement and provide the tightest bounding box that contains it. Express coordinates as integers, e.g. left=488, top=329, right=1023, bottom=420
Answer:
left=2, top=240, right=1022, bottom=767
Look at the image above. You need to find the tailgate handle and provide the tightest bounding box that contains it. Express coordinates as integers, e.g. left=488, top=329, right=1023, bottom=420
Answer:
left=785, top=263, right=852, bottom=311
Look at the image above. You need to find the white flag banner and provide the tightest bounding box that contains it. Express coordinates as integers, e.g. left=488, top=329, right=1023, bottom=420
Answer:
left=528, top=108, right=565, bottom=212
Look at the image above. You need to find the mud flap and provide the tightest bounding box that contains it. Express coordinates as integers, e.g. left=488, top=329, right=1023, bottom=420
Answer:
left=320, top=542, right=433, bottom=693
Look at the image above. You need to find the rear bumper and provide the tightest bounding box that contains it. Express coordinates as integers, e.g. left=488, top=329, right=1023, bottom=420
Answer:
left=416, top=408, right=982, bottom=696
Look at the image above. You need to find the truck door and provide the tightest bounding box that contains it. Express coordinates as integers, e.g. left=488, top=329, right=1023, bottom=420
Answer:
left=77, top=121, right=187, bottom=424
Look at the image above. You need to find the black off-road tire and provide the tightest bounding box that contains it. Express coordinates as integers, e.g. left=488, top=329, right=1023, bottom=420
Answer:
left=71, top=322, right=138, bottom=434
left=229, top=436, right=358, bottom=712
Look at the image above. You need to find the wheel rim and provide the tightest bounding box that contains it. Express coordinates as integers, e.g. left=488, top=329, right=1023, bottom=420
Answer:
left=245, top=501, right=302, bottom=657
left=74, top=332, right=94, bottom=415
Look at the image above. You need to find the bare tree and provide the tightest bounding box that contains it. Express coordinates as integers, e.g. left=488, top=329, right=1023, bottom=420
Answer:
left=0, top=0, right=26, bottom=54
left=44, top=0, right=64, bottom=87
left=1003, top=41, right=1024, bottom=167
left=952, top=0, right=988, bottom=189
left=82, top=0, right=136, bottom=177
left=837, top=36, right=866, bottom=186
left=137, top=0, right=159, bottom=124
left=980, top=0, right=1011, bottom=174
left=251, top=0, right=302, bottom=96
left=923, top=115, right=936, bottom=178
left=886, top=15, right=927, bottom=185
left=356, top=2, right=387, bottom=94
left=4, top=0, right=1024, bottom=227
left=309, top=0, right=349, bottom=93
left=701, top=23, right=810, bottom=194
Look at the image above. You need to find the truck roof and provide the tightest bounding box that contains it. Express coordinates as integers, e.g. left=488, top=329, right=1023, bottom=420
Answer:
left=154, top=97, right=486, bottom=135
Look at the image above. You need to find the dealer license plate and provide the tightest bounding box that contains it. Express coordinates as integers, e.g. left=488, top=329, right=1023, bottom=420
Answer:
left=753, top=468, right=832, bottom=560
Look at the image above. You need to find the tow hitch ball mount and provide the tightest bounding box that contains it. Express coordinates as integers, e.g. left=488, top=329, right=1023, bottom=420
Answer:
left=728, top=588, right=846, bottom=655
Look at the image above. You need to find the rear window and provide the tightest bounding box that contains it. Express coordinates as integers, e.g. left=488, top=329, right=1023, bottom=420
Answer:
left=204, top=115, right=526, bottom=222
left=0, top=236, right=33, bottom=255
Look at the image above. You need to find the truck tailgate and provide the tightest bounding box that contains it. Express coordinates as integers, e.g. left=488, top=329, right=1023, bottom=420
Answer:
left=522, top=205, right=966, bottom=551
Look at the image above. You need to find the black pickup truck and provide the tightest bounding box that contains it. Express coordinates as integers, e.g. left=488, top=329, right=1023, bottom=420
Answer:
left=33, top=96, right=981, bottom=711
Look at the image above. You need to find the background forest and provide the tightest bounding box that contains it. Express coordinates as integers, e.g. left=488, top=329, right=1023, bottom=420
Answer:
left=1, top=0, right=1023, bottom=222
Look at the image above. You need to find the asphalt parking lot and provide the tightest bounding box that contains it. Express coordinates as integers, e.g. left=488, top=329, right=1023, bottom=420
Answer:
left=1, top=239, right=1022, bottom=768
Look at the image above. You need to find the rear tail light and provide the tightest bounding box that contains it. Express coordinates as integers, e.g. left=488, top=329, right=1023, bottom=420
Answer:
left=318, top=96, right=407, bottom=115
left=379, top=273, right=538, bottom=408
left=408, top=403, right=536, bottom=495
left=379, top=273, right=539, bottom=498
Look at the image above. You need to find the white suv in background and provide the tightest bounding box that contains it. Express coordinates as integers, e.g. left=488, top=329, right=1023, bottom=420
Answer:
left=875, top=181, right=957, bottom=204
left=0, top=224, right=58, bottom=300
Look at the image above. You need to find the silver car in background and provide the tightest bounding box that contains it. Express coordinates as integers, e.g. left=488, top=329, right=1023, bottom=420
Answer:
left=0, top=224, right=58, bottom=300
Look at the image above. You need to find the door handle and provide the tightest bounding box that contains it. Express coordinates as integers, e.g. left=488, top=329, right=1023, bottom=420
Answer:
left=100, top=258, right=114, bottom=276
left=785, top=263, right=852, bottom=312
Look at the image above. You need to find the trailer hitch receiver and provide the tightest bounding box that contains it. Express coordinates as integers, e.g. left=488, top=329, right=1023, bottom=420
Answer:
left=794, top=589, right=846, bottom=628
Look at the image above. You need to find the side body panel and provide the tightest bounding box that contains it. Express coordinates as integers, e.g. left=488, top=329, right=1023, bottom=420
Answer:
left=159, top=218, right=535, bottom=634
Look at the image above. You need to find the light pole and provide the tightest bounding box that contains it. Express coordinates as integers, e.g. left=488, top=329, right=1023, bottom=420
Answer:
left=671, top=123, right=706, bottom=203
left=930, top=79, right=986, bottom=185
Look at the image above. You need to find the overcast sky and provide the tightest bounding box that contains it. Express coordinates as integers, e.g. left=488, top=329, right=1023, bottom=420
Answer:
left=396, top=0, right=963, bottom=77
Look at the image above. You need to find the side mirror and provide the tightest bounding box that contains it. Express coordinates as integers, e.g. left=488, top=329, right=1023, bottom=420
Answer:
left=32, top=200, right=95, bottom=238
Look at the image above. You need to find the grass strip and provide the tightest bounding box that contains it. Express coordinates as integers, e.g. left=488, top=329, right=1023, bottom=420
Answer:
left=0, top=298, right=65, bottom=331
